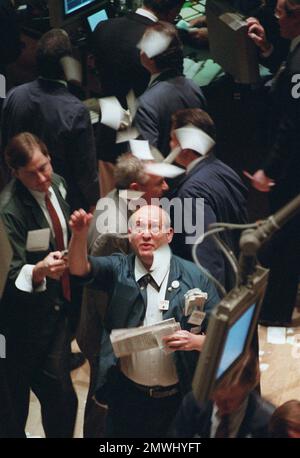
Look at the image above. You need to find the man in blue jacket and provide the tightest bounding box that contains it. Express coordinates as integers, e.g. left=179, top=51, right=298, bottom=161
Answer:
left=169, top=108, right=248, bottom=291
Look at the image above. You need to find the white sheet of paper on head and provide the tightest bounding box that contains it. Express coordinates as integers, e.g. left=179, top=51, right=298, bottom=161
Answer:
left=99, top=96, right=123, bottom=130
left=129, top=139, right=154, bottom=160
left=144, top=162, right=185, bottom=178
left=137, top=30, right=172, bottom=58
left=175, top=126, right=216, bottom=155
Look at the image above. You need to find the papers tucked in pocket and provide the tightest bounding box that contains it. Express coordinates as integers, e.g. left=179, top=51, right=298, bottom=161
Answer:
left=26, top=228, right=50, bottom=252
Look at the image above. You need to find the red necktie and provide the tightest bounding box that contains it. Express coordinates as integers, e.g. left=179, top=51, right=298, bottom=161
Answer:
left=45, top=193, right=71, bottom=302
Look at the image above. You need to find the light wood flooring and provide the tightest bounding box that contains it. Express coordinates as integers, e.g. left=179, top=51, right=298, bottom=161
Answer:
left=25, top=314, right=300, bottom=438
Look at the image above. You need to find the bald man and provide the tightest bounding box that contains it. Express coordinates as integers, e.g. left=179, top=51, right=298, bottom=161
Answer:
left=69, top=205, right=219, bottom=438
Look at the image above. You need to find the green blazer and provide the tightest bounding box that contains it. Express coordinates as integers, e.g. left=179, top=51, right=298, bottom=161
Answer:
left=0, top=174, right=70, bottom=343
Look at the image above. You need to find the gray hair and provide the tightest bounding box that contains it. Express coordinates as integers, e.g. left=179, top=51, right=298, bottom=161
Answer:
left=114, top=153, right=149, bottom=189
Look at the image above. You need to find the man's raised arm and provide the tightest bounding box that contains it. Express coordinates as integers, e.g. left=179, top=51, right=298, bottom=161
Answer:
left=68, top=209, right=94, bottom=277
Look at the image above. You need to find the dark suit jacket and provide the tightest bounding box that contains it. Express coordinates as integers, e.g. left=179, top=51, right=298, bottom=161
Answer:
left=134, top=70, right=206, bottom=156
left=262, top=43, right=300, bottom=212
left=77, top=252, right=220, bottom=402
left=171, top=391, right=275, bottom=438
left=93, top=12, right=152, bottom=101
left=1, top=78, right=99, bottom=210
left=0, top=174, right=70, bottom=344
left=170, top=154, right=248, bottom=289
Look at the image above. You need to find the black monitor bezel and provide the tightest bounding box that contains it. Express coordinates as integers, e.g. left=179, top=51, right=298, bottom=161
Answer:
left=63, top=0, right=98, bottom=20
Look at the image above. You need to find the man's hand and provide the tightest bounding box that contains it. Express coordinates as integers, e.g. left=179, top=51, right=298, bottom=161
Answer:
left=244, top=169, right=275, bottom=192
left=163, top=330, right=206, bottom=352
left=33, top=251, right=68, bottom=286
left=247, top=17, right=272, bottom=54
left=69, top=209, right=93, bottom=236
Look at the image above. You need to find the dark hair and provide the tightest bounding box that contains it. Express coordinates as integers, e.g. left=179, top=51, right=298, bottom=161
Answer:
left=144, top=21, right=183, bottom=72
left=143, top=0, right=184, bottom=14
left=5, top=132, right=49, bottom=170
left=36, top=28, right=72, bottom=79
left=215, top=351, right=260, bottom=393
left=269, top=400, right=300, bottom=438
left=171, top=108, right=217, bottom=141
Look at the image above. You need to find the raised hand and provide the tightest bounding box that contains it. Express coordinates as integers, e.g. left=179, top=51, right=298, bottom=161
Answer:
left=69, top=209, right=93, bottom=235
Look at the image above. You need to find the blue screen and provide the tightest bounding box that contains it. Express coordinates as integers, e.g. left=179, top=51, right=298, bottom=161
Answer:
left=216, top=303, right=256, bottom=379
left=87, top=9, right=108, bottom=31
left=64, top=0, right=95, bottom=15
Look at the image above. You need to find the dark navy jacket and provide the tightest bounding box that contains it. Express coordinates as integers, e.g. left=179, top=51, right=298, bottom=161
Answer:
left=170, top=153, right=248, bottom=290
left=1, top=78, right=99, bottom=211
left=171, top=391, right=274, bottom=438
left=134, top=70, right=206, bottom=157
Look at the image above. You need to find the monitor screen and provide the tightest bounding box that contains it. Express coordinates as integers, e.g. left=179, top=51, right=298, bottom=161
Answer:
left=64, top=0, right=96, bottom=16
left=87, top=8, right=108, bottom=31
left=216, top=303, right=256, bottom=379
left=192, top=266, right=269, bottom=404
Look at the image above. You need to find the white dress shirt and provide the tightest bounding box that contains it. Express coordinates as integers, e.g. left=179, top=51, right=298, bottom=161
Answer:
left=120, top=244, right=179, bottom=387
left=136, top=7, right=158, bottom=22
left=15, top=186, right=68, bottom=293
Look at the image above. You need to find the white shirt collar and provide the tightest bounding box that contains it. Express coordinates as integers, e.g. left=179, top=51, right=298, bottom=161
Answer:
left=136, top=7, right=158, bottom=22
left=186, top=155, right=206, bottom=174
left=148, top=72, right=161, bottom=87
left=29, top=186, right=53, bottom=204
left=290, top=35, right=300, bottom=53
left=135, top=244, right=171, bottom=286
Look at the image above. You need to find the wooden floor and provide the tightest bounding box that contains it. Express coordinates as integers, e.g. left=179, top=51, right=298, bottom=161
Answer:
left=25, top=314, right=300, bottom=438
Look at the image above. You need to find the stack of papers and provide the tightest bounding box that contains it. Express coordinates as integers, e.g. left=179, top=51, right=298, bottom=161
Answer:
left=110, top=318, right=180, bottom=357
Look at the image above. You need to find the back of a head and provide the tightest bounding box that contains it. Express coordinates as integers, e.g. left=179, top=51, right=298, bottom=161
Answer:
left=114, top=153, right=148, bottom=189
left=36, top=28, right=72, bottom=79
left=269, top=400, right=300, bottom=438
left=171, top=108, right=217, bottom=141
left=143, top=0, right=184, bottom=17
left=144, top=21, right=183, bottom=72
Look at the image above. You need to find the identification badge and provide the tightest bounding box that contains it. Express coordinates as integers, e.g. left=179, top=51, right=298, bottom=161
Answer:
left=159, top=300, right=169, bottom=311
left=26, top=228, right=50, bottom=252
left=188, top=310, right=206, bottom=326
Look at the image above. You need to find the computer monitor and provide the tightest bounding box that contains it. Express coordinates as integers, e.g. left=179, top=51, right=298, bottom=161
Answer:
left=87, top=8, right=108, bottom=31
left=49, top=0, right=109, bottom=29
left=205, top=0, right=260, bottom=84
left=192, top=265, right=269, bottom=404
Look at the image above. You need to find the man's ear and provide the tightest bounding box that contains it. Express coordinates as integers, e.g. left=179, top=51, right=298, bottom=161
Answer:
left=12, top=168, right=18, bottom=178
left=167, top=227, right=174, bottom=244
left=129, top=182, right=139, bottom=191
